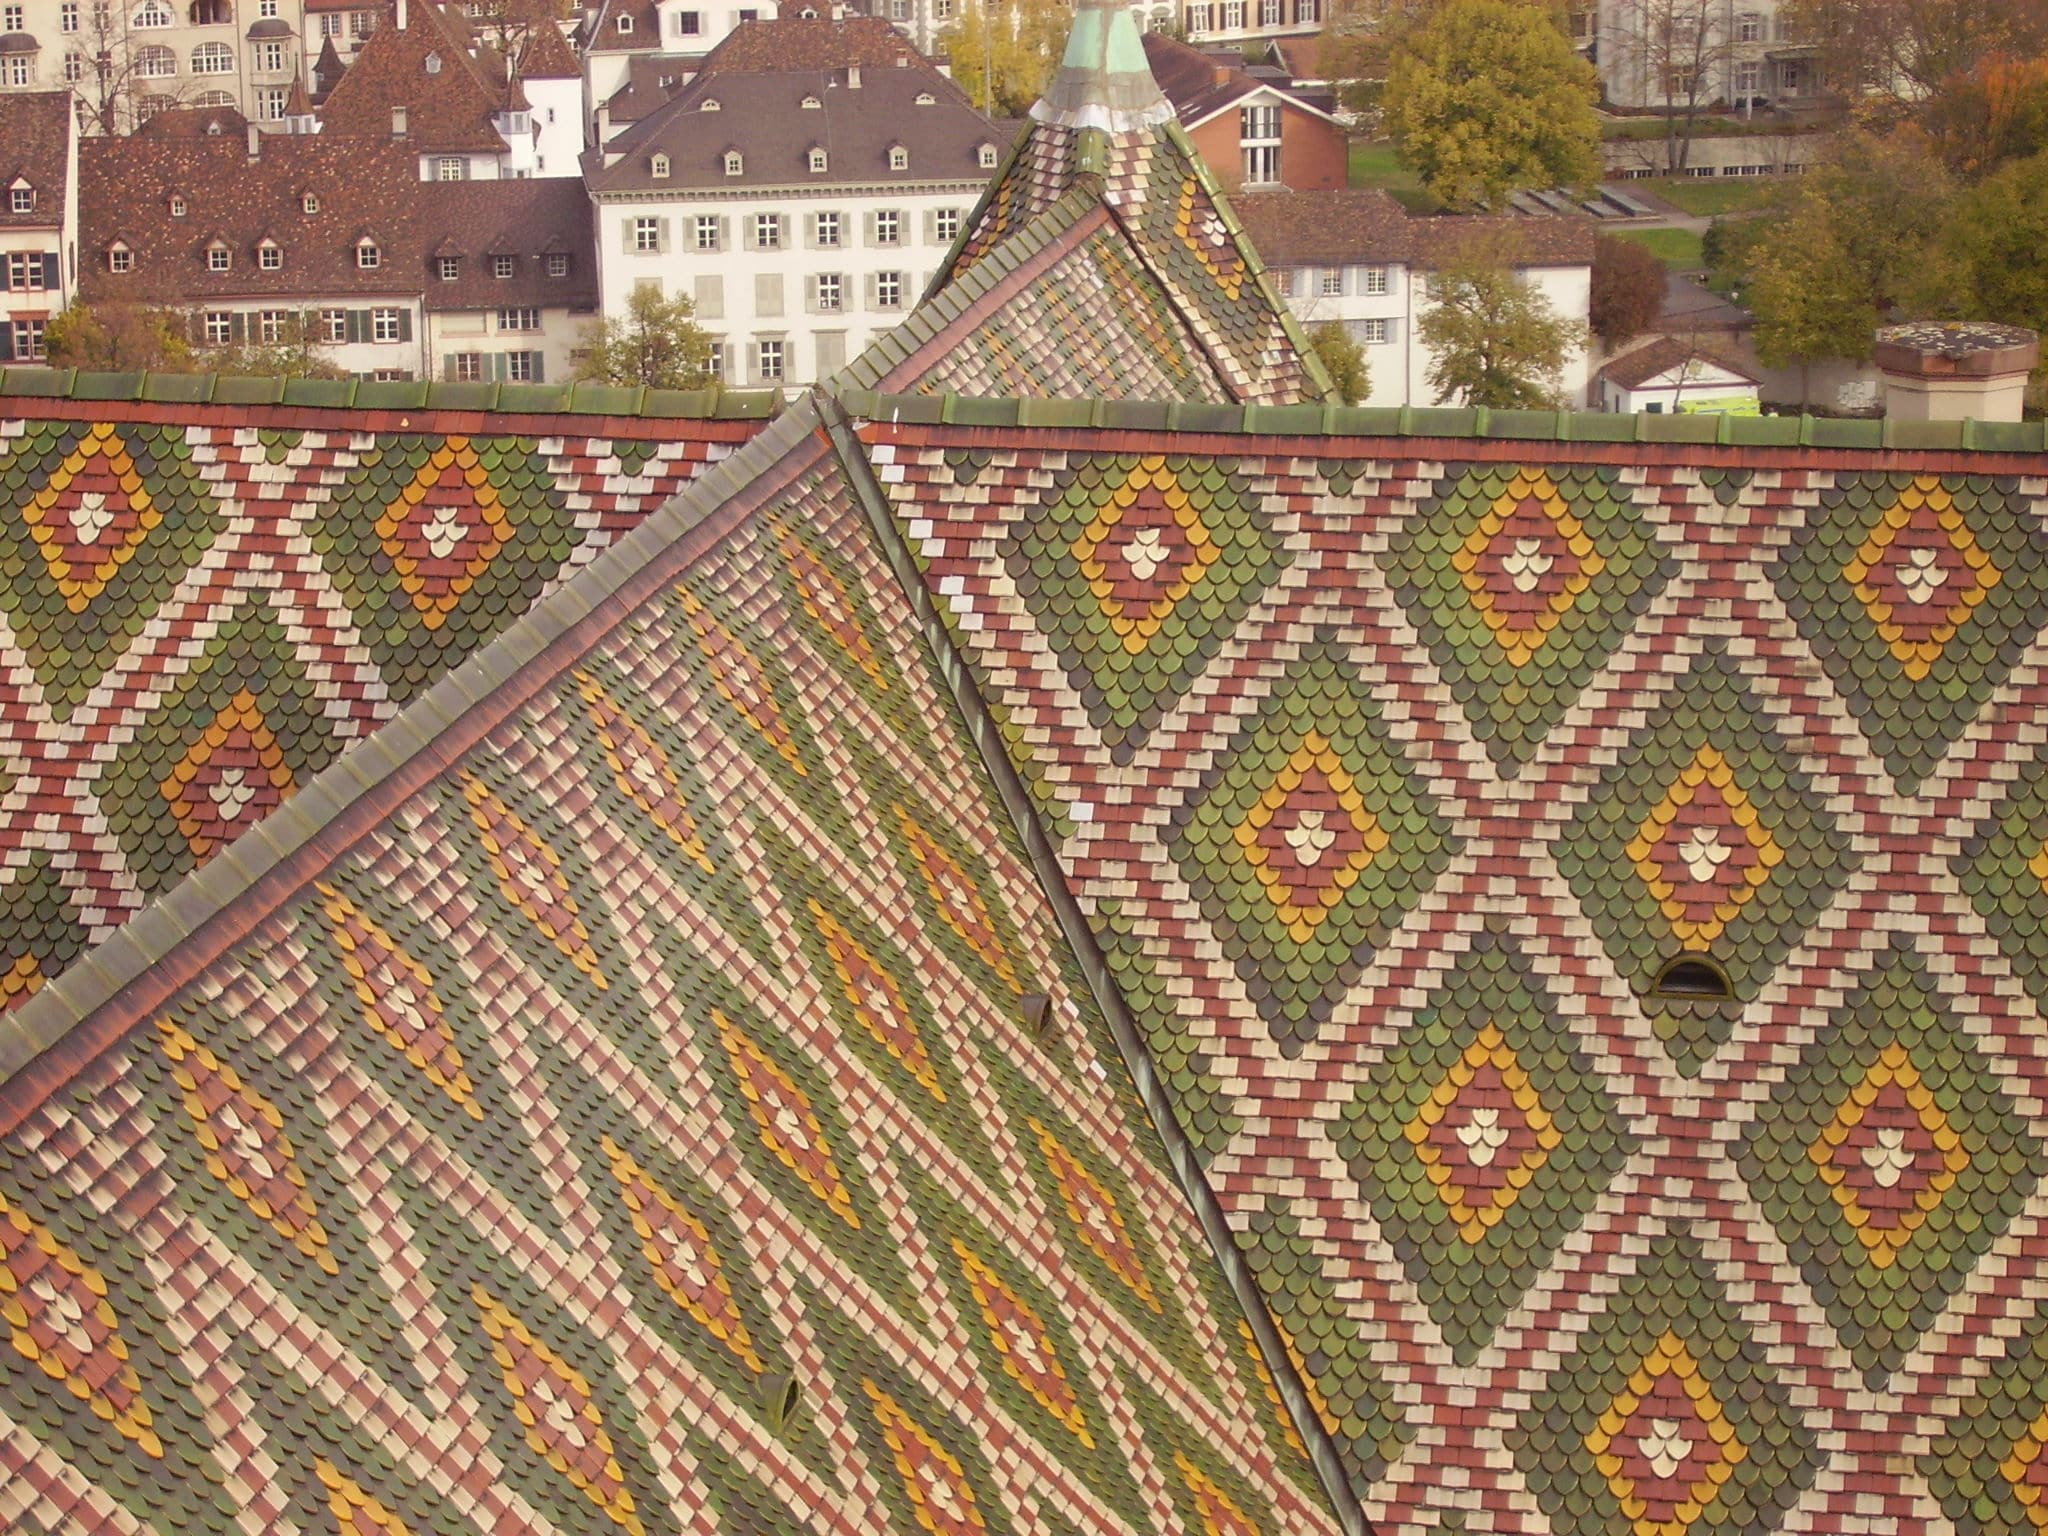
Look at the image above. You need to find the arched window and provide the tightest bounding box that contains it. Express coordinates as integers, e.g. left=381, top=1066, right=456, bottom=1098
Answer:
left=191, top=41, right=233, bottom=72
left=1650, top=954, right=1733, bottom=1001
left=722, top=149, right=742, bottom=175
left=135, top=43, right=177, bottom=75
left=131, top=0, right=175, bottom=25
left=806, top=146, right=826, bottom=173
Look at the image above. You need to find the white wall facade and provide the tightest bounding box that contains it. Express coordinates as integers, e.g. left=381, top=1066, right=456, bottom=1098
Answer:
left=0, top=102, right=74, bottom=365
left=1596, top=0, right=1821, bottom=111
left=594, top=179, right=981, bottom=388
left=425, top=303, right=586, bottom=383
left=1274, top=258, right=1593, bottom=408
left=1174, top=0, right=1320, bottom=48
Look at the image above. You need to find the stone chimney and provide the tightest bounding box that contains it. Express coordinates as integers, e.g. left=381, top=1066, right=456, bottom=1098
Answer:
left=246, top=121, right=261, bottom=158
left=1875, top=322, right=2040, bottom=424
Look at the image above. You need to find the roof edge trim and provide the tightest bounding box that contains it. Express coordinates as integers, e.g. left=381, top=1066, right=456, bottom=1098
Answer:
left=0, top=402, right=828, bottom=1135
left=820, top=392, right=1374, bottom=1536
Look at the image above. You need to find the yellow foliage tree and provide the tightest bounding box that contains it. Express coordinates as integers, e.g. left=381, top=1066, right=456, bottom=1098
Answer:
left=943, top=0, right=1072, bottom=118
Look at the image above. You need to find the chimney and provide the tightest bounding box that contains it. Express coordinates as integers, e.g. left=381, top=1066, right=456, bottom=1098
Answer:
left=246, top=120, right=261, bottom=157
left=846, top=64, right=860, bottom=88
left=1213, top=64, right=1231, bottom=86
left=391, top=103, right=408, bottom=136
left=1875, top=321, right=2040, bottom=425
left=396, top=0, right=407, bottom=28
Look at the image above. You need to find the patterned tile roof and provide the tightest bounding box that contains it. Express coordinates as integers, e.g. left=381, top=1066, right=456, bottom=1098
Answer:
left=0, top=382, right=772, bottom=1013
left=872, top=410, right=2048, bottom=1535
left=0, top=398, right=1350, bottom=1536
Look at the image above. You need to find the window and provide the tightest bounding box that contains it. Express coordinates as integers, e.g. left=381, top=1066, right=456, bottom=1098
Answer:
left=63, top=51, right=82, bottom=81
left=3, top=56, right=29, bottom=88
left=874, top=209, right=901, bottom=245
left=301, top=192, right=319, bottom=214
left=254, top=38, right=285, bottom=71
left=1294, top=0, right=1316, bottom=19
left=675, top=8, right=698, bottom=31
left=694, top=214, right=721, bottom=251
left=1222, top=0, right=1242, bottom=26
left=258, top=0, right=276, bottom=15
left=505, top=350, right=537, bottom=380
left=356, top=238, right=380, bottom=269
left=320, top=11, right=340, bottom=32
left=613, top=11, right=630, bottom=28
left=320, top=308, right=346, bottom=342
left=2, top=7, right=23, bottom=33
left=256, top=85, right=287, bottom=119
left=61, top=1, right=78, bottom=29
left=752, top=212, right=781, bottom=249
left=1362, top=266, right=1388, bottom=295
left=207, top=244, right=231, bottom=272
left=450, top=352, right=483, bottom=381
left=497, top=306, right=539, bottom=331
left=1320, top=269, right=1342, bottom=296
left=109, top=243, right=132, bottom=272
left=815, top=273, right=841, bottom=311
left=977, top=143, right=997, bottom=169
left=650, top=152, right=670, bottom=178
left=492, top=254, right=514, bottom=279
left=371, top=308, right=400, bottom=342
left=633, top=215, right=661, bottom=252
left=933, top=0, right=951, bottom=16
left=814, top=210, right=840, bottom=247
left=1184, top=1, right=1211, bottom=32
left=1243, top=143, right=1280, bottom=184
left=430, top=254, right=458, bottom=281
left=699, top=96, right=719, bottom=110
left=545, top=251, right=569, bottom=277
left=800, top=93, right=820, bottom=108
left=935, top=207, right=960, bottom=242
left=5, top=252, right=43, bottom=289
left=755, top=338, right=783, bottom=381
left=1736, top=10, right=1760, bottom=40
left=1357, top=317, right=1390, bottom=344
left=9, top=185, right=32, bottom=214
left=203, top=311, right=233, bottom=344
left=1734, top=60, right=1760, bottom=95
left=1650, top=954, right=1732, bottom=1000
left=9, top=319, right=45, bottom=361
left=807, top=147, right=827, bottom=173
left=169, top=195, right=187, bottom=216
left=132, top=0, right=173, bottom=24
left=350, top=8, right=372, bottom=35
left=136, top=44, right=177, bottom=76
left=437, top=156, right=466, bottom=180
left=875, top=270, right=903, bottom=309
left=258, top=309, right=288, bottom=342
left=1260, top=0, right=1279, bottom=23
left=887, top=144, right=907, bottom=171
left=723, top=149, right=743, bottom=175
left=191, top=41, right=233, bottom=71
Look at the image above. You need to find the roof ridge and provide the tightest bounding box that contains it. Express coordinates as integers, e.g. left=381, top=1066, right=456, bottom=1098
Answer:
left=0, top=400, right=821, bottom=1130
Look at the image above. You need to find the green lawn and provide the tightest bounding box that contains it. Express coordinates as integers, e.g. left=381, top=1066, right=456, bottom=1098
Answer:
left=1347, top=140, right=1439, bottom=212
left=1610, top=227, right=1707, bottom=269
left=1640, top=176, right=1776, bottom=218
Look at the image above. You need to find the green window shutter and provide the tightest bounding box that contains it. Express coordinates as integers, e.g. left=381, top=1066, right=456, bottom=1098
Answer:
left=442, top=353, right=457, bottom=379
left=398, top=308, right=413, bottom=342
left=529, top=351, right=543, bottom=383
left=231, top=312, right=248, bottom=342
left=487, top=351, right=506, bottom=381
left=42, top=253, right=60, bottom=290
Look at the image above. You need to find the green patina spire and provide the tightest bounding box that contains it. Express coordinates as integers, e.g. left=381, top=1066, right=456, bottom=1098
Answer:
left=1032, top=0, right=1175, bottom=131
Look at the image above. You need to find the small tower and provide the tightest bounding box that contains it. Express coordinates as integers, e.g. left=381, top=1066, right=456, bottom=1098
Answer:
left=1875, top=321, right=2040, bottom=424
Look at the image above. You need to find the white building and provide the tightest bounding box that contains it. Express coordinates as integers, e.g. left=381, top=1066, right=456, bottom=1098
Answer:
left=1240, top=189, right=1596, bottom=408
left=1596, top=0, right=1819, bottom=112
left=0, top=90, right=77, bottom=363
left=1596, top=335, right=1760, bottom=412
left=586, top=14, right=996, bottom=389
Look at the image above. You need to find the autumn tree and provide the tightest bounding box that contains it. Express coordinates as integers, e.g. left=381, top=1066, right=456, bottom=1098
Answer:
left=575, top=285, right=716, bottom=390
left=199, top=316, right=346, bottom=380
left=42, top=303, right=195, bottom=371
left=1417, top=233, right=1583, bottom=406
left=1382, top=0, right=1600, bottom=211
left=1317, top=0, right=1436, bottom=124
left=942, top=0, right=1070, bottom=119
left=1786, top=0, right=2048, bottom=105
left=1925, top=148, right=2048, bottom=404
left=1918, top=52, right=2048, bottom=176
left=71, top=0, right=204, bottom=136
left=1308, top=321, right=1372, bottom=403
left=1590, top=232, right=1667, bottom=348
left=1603, top=0, right=1734, bottom=172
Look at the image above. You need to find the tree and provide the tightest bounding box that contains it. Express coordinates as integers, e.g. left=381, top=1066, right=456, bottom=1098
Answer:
left=1317, top=0, right=1436, bottom=125
left=1786, top=0, right=2048, bottom=106
left=1926, top=148, right=2048, bottom=403
left=1602, top=0, right=1734, bottom=172
left=575, top=285, right=716, bottom=389
left=71, top=0, right=205, bottom=136
left=42, top=303, right=195, bottom=371
left=1308, top=321, right=1372, bottom=404
left=1417, top=232, right=1583, bottom=406
left=198, top=316, right=346, bottom=380
left=941, top=0, right=1069, bottom=119
left=1589, top=232, right=1667, bottom=348
left=1382, top=0, right=1600, bottom=211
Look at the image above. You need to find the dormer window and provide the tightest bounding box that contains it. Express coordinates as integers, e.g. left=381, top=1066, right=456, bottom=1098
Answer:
left=491, top=253, right=513, bottom=278
left=698, top=96, right=719, bottom=110
left=800, top=93, right=820, bottom=108
left=356, top=237, right=380, bottom=269
left=436, top=254, right=459, bottom=280
left=257, top=239, right=281, bottom=270
left=613, top=11, right=631, bottom=29
left=650, top=152, right=669, bottom=177
left=887, top=144, right=907, bottom=171
left=977, top=142, right=997, bottom=168
left=8, top=184, right=32, bottom=215
left=206, top=241, right=231, bottom=272
left=806, top=146, right=826, bottom=173
left=301, top=191, right=318, bottom=213
left=723, top=149, right=742, bottom=175
left=914, top=90, right=934, bottom=104
left=108, top=241, right=132, bottom=272
left=424, top=50, right=441, bottom=73
left=169, top=194, right=188, bottom=216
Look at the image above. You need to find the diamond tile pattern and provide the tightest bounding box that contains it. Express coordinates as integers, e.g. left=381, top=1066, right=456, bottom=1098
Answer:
left=0, top=420, right=1335, bottom=1536
left=0, top=404, right=745, bottom=1010
left=882, top=425, right=2048, bottom=1536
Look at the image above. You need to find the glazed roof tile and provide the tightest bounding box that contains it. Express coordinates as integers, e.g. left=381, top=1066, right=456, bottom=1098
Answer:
left=0, top=392, right=1355, bottom=1536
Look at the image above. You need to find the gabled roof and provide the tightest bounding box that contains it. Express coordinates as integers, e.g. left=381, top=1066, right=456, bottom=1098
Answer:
left=694, top=11, right=925, bottom=71
left=319, top=0, right=510, bottom=153
left=1598, top=333, right=1759, bottom=389
left=1236, top=187, right=1418, bottom=266
left=132, top=104, right=252, bottom=140
left=587, top=20, right=996, bottom=193
left=1141, top=30, right=1339, bottom=129
left=513, top=13, right=581, bottom=78
left=0, top=90, right=71, bottom=228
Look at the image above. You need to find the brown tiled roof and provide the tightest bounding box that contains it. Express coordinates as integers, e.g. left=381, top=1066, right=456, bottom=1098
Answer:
left=1236, top=188, right=1416, bottom=266
left=1141, top=30, right=1331, bottom=127
left=417, top=175, right=597, bottom=311
left=1268, top=33, right=1323, bottom=81
left=0, top=90, right=71, bottom=229
left=1410, top=211, right=1597, bottom=268
left=77, top=133, right=423, bottom=303
left=695, top=12, right=924, bottom=72
left=514, top=15, right=581, bottom=77
left=134, top=104, right=252, bottom=140
left=581, top=0, right=658, bottom=53
left=1597, top=332, right=1758, bottom=389
left=589, top=24, right=997, bottom=192
left=320, top=0, right=507, bottom=152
